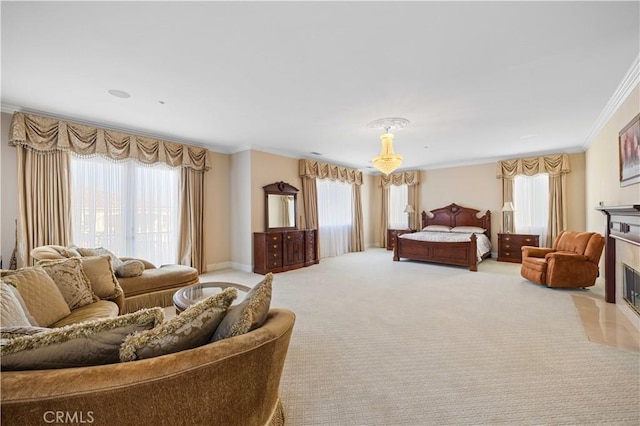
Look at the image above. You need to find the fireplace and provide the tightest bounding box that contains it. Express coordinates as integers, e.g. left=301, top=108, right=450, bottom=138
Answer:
left=623, top=264, right=640, bottom=315
left=596, top=205, right=640, bottom=329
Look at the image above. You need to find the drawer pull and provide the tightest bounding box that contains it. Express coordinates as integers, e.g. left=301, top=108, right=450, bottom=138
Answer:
left=287, top=236, right=291, bottom=239
left=505, top=252, right=511, bottom=256
left=504, top=244, right=510, bottom=249
left=525, top=238, right=532, bottom=242
left=504, top=237, right=511, bottom=241
left=273, top=254, right=277, bottom=257
left=272, top=237, right=278, bottom=241
left=273, top=262, right=277, bottom=266
left=273, top=245, right=278, bottom=249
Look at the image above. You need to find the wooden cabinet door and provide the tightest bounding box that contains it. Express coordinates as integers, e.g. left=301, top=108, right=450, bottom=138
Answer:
left=284, top=231, right=305, bottom=266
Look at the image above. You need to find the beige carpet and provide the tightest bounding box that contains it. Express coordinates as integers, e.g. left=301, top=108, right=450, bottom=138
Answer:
left=201, top=248, right=640, bottom=425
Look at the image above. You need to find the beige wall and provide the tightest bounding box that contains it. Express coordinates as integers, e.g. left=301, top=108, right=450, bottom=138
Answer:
left=566, top=153, right=586, bottom=232
left=585, top=84, right=640, bottom=232
left=420, top=163, right=503, bottom=247
left=230, top=150, right=252, bottom=271
left=204, top=151, right=232, bottom=271
left=250, top=151, right=302, bottom=233
left=363, top=173, right=379, bottom=247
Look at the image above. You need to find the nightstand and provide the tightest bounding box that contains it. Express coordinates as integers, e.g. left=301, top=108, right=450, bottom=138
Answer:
left=498, top=233, right=540, bottom=263
left=387, top=229, right=415, bottom=251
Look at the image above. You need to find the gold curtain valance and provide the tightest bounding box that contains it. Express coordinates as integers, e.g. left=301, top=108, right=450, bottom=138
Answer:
left=299, top=159, right=363, bottom=185
left=496, top=154, right=570, bottom=179
left=378, top=170, right=421, bottom=187
left=9, top=112, right=210, bottom=171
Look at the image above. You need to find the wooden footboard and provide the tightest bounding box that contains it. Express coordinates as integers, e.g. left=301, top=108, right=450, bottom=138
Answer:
left=394, top=233, right=479, bottom=271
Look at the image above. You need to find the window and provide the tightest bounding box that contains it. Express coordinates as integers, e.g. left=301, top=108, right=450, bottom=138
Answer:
left=514, top=173, right=549, bottom=244
left=70, top=155, right=179, bottom=266
left=316, top=179, right=352, bottom=258
left=388, top=185, right=409, bottom=229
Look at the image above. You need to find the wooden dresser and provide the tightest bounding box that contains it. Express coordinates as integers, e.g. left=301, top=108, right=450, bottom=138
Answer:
left=497, top=233, right=539, bottom=263
left=254, top=229, right=319, bottom=274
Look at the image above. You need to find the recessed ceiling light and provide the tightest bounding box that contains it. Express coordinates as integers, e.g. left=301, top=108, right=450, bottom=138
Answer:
left=107, top=89, right=131, bottom=99
left=310, top=151, right=322, bottom=156
left=424, top=146, right=429, bottom=149
left=158, top=100, right=166, bottom=105
left=519, top=134, right=537, bottom=140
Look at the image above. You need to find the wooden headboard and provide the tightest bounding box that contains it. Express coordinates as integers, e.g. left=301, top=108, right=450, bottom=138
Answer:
left=421, top=203, right=491, bottom=236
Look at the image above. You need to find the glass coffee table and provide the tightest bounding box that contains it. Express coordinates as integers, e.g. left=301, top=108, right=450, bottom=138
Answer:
left=173, top=281, right=251, bottom=314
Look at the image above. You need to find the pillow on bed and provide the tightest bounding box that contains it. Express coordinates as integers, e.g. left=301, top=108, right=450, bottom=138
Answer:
left=422, top=225, right=451, bottom=232
left=450, top=226, right=486, bottom=234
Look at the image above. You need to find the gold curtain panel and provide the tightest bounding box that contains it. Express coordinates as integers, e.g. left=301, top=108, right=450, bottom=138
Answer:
left=496, top=154, right=570, bottom=179
left=9, top=112, right=209, bottom=172
left=378, top=171, right=420, bottom=187
left=299, top=159, right=363, bottom=185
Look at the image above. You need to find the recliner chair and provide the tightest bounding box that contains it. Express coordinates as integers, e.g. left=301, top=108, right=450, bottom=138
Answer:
left=521, top=230, right=605, bottom=288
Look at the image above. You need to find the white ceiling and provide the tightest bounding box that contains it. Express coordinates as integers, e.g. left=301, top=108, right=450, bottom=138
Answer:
left=2, top=1, right=639, bottom=172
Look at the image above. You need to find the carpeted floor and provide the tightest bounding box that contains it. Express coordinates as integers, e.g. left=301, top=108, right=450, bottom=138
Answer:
left=201, top=248, right=640, bottom=425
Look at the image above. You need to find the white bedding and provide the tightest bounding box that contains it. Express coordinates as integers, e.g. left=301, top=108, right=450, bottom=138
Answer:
left=398, top=231, right=492, bottom=262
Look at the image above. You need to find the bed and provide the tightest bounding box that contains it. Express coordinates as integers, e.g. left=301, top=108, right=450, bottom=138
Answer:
left=393, top=203, right=492, bottom=271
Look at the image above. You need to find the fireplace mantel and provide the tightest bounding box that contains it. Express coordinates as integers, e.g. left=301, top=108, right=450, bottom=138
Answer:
left=596, top=205, right=640, bottom=303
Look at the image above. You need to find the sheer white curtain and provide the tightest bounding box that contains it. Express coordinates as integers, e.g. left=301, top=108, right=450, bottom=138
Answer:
left=317, top=179, right=352, bottom=258
left=514, top=173, right=549, bottom=245
left=388, top=184, right=409, bottom=229
left=70, top=155, right=179, bottom=266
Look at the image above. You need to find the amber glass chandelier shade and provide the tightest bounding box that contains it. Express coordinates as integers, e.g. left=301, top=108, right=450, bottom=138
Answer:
left=372, top=132, right=402, bottom=175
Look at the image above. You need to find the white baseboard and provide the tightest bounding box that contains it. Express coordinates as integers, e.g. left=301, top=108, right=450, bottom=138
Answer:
left=205, top=261, right=252, bottom=273
left=230, top=262, right=253, bottom=273
left=206, top=261, right=232, bottom=272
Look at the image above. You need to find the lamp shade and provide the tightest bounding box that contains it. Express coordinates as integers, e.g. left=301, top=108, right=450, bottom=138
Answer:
left=404, top=204, right=415, bottom=213
left=372, top=133, right=402, bottom=175
left=501, top=202, right=515, bottom=212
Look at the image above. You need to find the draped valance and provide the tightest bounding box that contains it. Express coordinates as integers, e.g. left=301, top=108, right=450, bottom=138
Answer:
left=378, top=171, right=420, bottom=187
left=496, top=154, right=570, bottom=179
left=299, top=159, right=363, bottom=185
left=9, top=112, right=210, bottom=171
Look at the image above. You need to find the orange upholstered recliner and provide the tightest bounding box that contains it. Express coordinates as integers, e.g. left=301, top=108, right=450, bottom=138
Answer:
left=521, top=231, right=605, bottom=288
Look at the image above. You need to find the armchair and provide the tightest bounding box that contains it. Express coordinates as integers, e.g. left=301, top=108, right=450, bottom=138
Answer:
left=521, top=231, right=605, bottom=288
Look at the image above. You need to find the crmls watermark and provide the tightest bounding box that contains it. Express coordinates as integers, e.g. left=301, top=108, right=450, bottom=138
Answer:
left=43, top=411, right=95, bottom=424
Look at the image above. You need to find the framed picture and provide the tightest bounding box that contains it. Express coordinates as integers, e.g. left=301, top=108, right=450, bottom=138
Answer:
left=619, top=113, right=640, bottom=187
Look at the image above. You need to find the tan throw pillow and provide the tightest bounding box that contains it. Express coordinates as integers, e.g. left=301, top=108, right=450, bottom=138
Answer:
left=116, top=259, right=145, bottom=278
left=0, top=308, right=164, bottom=370
left=211, top=273, right=273, bottom=342
left=1, top=282, right=32, bottom=327
left=81, top=255, right=123, bottom=300
left=1, top=268, right=71, bottom=327
left=120, top=288, right=237, bottom=362
left=37, top=258, right=97, bottom=310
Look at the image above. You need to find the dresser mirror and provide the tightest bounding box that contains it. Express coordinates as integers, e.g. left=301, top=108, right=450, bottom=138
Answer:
left=264, top=181, right=298, bottom=231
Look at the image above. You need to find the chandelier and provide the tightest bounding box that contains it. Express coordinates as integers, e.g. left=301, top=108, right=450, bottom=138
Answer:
left=368, top=118, right=410, bottom=175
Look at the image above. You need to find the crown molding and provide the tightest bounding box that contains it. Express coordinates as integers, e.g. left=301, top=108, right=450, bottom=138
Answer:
left=582, top=54, right=640, bottom=150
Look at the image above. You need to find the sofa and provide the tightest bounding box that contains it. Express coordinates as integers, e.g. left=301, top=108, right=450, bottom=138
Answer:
left=2, top=265, right=294, bottom=425
left=1, top=257, right=124, bottom=327
left=1, top=308, right=295, bottom=426
left=521, top=230, right=605, bottom=288
left=30, top=245, right=199, bottom=313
